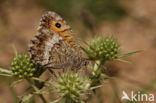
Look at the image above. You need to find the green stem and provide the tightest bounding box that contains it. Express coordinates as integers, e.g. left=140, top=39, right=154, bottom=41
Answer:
left=93, top=60, right=101, bottom=71
left=0, top=67, right=12, bottom=74
left=26, top=79, right=48, bottom=103
left=90, top=60, right=102, bottom=90
left=110, top=78, right=122, bottom=103
left=39, top=94, right=47, bottom=103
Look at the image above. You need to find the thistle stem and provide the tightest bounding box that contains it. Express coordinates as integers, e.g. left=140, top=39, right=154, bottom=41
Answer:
left=93, top=60, right=101, bottom=71
left=39, top=94, right=47, bottom=103
left=26, top=79, right=48, bottom=103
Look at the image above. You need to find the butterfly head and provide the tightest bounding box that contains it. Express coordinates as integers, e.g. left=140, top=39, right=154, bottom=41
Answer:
left=39, top=11, right=71, bottom=34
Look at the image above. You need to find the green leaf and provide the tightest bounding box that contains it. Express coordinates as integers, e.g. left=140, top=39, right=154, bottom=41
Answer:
left=50, top=97, right=62, bottom=103
left=11, top=79, right=23, bottom=87
left=0, top=67, right=12, bottom=74
left=115, top=59, right=132, bottom=64
left=20, top=94, right=33, bottom=103
left=32, top=77, right=45, bottom=82
left=0, top=73, right=12, bottom=77
left=9, top=87, right=19, bottom=103
left=118, top=50, right=143, bottom=58
left=12, top=45, right=18, bottom=56
left=90, top=85, right=103, bottom=90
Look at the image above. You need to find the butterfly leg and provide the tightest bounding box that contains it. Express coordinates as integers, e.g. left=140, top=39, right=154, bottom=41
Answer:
left=48, top=68, right=57, bottom=78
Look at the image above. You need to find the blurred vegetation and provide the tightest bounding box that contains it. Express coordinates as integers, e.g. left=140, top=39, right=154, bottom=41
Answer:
left=85, top=0, right=127, bottom=22
left=35, top=0, right=127, bottom=34
left=35, top=0, right=127, bottom=21
left=0, top=0, right=127, bottom=36
left=0, top=36, right=140, bottom=103
left=0, top=0, right=9, bottom=25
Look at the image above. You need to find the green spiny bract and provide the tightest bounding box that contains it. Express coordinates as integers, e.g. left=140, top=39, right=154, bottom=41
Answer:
left=85, top=37, right=120, bottom=62
left=11, top=54, right=36, bottom=79
left=55, top=73, right=90, bottom=103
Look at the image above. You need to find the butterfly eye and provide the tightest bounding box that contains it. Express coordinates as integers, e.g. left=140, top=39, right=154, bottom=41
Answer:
left=55, top=23, right=61, bottom=28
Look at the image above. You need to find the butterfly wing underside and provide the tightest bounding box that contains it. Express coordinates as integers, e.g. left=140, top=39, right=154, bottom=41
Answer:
left=28, top=11, right=87, bottom=69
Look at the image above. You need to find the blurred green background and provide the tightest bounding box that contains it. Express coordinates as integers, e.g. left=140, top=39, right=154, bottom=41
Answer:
left=0, top=0, right=156, bottom=103
left=35, top=0, right=127, bottom=21
left=35, top=0, right=127, bottom=37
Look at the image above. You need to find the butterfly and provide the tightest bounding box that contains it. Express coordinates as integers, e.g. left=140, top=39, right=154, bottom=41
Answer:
left=28, top=11, right=87, bottom=70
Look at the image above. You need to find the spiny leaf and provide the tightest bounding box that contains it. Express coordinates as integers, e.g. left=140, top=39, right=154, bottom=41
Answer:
left=90, top=85, right=102, bottom=90
left=50, top=97, right=62, bottom=103
left=0, top=73, right=12, bottom=77
left=118, top=50, right=143, bottom=58
left=0, top=68, right=12, bottom=74
left=11, top=79, right=23, bottom=87
left=115, top=59, right=132, bottom=64
left=12, top=45, right=18, bottom=56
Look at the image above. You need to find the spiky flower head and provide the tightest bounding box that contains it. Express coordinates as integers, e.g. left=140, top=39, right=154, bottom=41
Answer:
left=11, top=54, right=36, bottom=79
left=85, top=36, right=120, bottom=62
left=55, top=73, right=90, bottom=103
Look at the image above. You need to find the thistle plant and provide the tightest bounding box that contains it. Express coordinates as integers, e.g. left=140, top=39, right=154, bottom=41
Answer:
left=11, top=54, right=36, bottom=78
left=54, top=73, right=90, bottom=103
left=85, top=37, right=119, bottom=62
left=0, top=36, right=141, bottom=103
left=83, top=36, right=141, bottom=88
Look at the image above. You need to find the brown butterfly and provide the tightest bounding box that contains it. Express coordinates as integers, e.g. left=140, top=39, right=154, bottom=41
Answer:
left=28, top=11, right=87, bottom=70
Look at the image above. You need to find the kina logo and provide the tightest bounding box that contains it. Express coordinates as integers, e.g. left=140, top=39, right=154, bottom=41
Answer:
left=121, top=91, right=154, bottom=102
